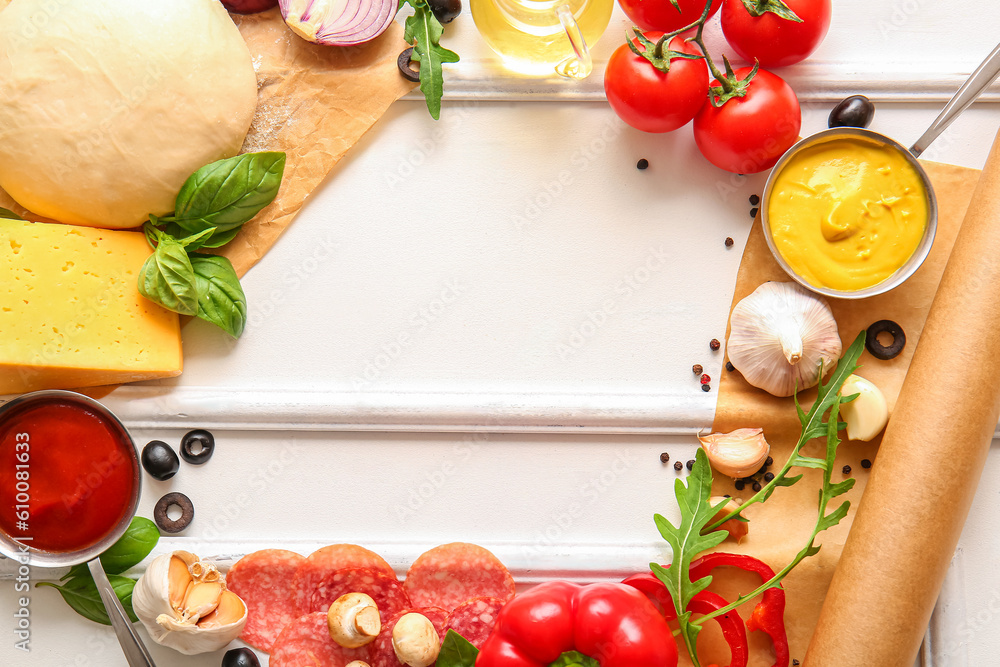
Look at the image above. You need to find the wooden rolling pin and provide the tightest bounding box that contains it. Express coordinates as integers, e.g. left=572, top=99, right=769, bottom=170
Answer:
left=805, top=129, right=1000, bottom=665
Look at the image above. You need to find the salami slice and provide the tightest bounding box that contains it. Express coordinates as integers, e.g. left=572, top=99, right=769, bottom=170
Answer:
left=444, top=596, right=505, bottom=649
left=227, top=549, right=305, bottom=652
left=369, top=607, right=447, bottom=667
left=403, top=543, right=515, bottom=612
left=293, top=544, right=396, bottom=615
left=270, top=612, right=371, bottom=667
left=310, top=567, right=411, bottom=622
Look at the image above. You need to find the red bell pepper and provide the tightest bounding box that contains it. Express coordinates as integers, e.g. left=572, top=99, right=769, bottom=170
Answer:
left=622, top=572, right=749, bottom=667
left=474, top=580, right=678, bottom=667
left=689, top=552, right=789, bottom=667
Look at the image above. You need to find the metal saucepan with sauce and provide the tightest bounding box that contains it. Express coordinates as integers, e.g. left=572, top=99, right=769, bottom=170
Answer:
left=762, top=41, right=1000, bottom=299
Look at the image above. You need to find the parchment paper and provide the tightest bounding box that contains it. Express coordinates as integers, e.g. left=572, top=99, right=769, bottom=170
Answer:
left=0, top=8, right=416, bottom=278
left=695, top=160, right=981, bottom=666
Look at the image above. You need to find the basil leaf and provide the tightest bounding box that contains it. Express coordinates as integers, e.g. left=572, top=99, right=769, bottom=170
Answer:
left=549, top=652, right=600, bottom=667
left=166, top=223, right=241, bottom=249
left=437, top=630, right=479, bottom=667
left=402, top=0, right=459, bottom=120
left=138, top=235, right=198, bottom=316
left=37, top=575, right=138, bottom=626
left=175, top=226, right=218, bottom=251
left=63, top=517, right=159, bottom=581
left=0, top=207, right=24, bottom=220
left=190, top=253, right=247, bottom=338
left=166, top=152, right=286, bottom=239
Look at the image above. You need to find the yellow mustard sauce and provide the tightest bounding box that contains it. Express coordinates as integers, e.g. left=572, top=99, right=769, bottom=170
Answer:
left=767, top=136, right=928, bottom=291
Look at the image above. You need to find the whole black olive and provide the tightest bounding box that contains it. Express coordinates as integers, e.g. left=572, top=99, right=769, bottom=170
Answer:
left=828, top=95, right=875, bottom=129
left=141, top=440, right=180, bottom=481
left=180, top=429, right=215, bottom=465
left=222, top=648, right=260, bottom=667
left=428, top=0, right=461, bottom=24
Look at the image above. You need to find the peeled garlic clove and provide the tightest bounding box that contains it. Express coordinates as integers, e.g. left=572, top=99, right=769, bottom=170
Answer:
left=840, top=374, right=889, bottom=441
left=708, top=496, right=748, bottom=543
left=699, top=428, right=770, bottom=478
left=727, top=282, right=842, bottom=397
left=328, top=592, right=381, bottom=648
left=133, top=551, right=247, bottom=655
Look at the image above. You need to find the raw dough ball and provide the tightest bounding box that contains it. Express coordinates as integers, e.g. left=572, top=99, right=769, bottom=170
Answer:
left=0, top=0, right=258, bottom=229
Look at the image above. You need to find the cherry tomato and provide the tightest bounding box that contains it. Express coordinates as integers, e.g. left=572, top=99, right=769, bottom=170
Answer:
left=604, top=34, right=708, bottom=134
left=720, top=0, right=832, bottom=68
left=618, top=0, right=723, bottom=33
left=693, top=67, right=801, bottom=173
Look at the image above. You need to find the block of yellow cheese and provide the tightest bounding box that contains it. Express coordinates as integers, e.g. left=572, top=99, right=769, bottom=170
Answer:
left=1, top=218, right=182, bottom=394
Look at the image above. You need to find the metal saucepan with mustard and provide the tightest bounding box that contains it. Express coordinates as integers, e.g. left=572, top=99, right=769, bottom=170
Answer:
left=761, top=42, right=1000, bottom=299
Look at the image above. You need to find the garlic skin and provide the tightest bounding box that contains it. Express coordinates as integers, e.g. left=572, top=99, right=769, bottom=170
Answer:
left=132, top=551, right=247, bottom=655
left=840, top=374, right=889, bottom=441
left=699, top=428, right=771, bottom=478
left=727, top=282, right=842, bottom=397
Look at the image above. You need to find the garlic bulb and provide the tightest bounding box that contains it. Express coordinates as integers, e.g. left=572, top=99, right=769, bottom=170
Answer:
left=727, top=282, right=842, bottom=397
left=132, top=551, right=247, bottom=655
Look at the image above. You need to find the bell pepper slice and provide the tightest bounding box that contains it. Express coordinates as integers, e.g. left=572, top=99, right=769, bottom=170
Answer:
left=475, top=580, right=678, bottom=667
left=689, top=552, right=790, bottom=667
left=622, top=572, right=749, bottom=667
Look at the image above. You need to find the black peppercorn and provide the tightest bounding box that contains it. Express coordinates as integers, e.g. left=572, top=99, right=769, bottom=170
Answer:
left=735, top=480, right=745, bottom=491
left=765, top=456, right=773, bottom=467
left=692, top=364, right=703, bottom=375
left=710, top=338, right=721, bottom=351
left=749, top=207, right=759, bottom=218
left=752, top=481, right=762, bottom=492
left=686, top=459, right=695, bottom=471
left=764, top=472, right=775, bottom=482
left=636, top=158, right=649, bottom=170
left=701, top=384, right=711, bottom=392
left=725, top=237, right=734, bottom=248
left=792, top=660, right=800, bottom=667
left=861, top=459, right=872, bottom=469
left=725, top=361, right=735, bottom=372
left=660, top=452, right=670, bottom=463
left=842, top=464, right=852, bottom=475
left=749, top=194, right=760, bottom=206
left=674, top=461, right=683, bottom=471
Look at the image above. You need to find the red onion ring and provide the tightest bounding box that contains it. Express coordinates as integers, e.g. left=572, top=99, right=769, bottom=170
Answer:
left=279, top=0, right=397, bottom=46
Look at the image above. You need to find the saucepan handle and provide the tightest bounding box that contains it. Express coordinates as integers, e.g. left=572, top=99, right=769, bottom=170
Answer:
left=910, top=40, right=1000, bottom=157
left=88, top=558, right=158, bottom=667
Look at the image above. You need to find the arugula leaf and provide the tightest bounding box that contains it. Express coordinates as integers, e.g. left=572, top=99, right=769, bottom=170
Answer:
left=161, top=152, right=286, bottom=243
left=549, top=651, right=601, bottom=667
left=651, top=447, right=729, bottom=664
left=437, top=630, right=479, bottom=667
left=0, top=207, right=24, bottom=220
left=138, top=230, right=198, bottom=316
left=37, top=574, right=138, bottom=626
left=190, top=253, right=248, bottom=338
left=401, top=0, right=459, bottom=120
left=63, top=517, right=159, bottom=581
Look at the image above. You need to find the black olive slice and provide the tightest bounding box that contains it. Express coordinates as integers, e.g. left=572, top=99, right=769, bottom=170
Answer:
left=397, top=47, right=420, bottom=83
left=154, top=492, right=195, bottom=534
left=141, top=440, right=180, bottom=481
left=865, top=320, right=906, bottom=360
left=180, top=429, right=215, bottom=465
left=222, top=648, right=261, bottom=667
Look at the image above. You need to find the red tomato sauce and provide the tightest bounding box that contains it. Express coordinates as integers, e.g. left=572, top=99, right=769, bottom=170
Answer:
left=0, top=399, right=137, bottom=553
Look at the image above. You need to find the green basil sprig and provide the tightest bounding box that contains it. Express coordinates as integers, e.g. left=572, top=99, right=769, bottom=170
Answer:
left=160, top=152, right=286, bottom=248
left=37, top=574, right=139, bottom=626
left=38, top=517, right=159, bottom=626
left=0, top=207, right=24, bottom=220
left=401, top=0, right=459, bottom=120
left=190, top=253, right=248, bottom=338
left=138, top=230, right=199, bottom=316
left=437, top=630, right=479, bottom=667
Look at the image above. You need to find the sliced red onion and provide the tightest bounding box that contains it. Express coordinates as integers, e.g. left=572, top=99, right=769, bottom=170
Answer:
left=279, top=0, right=397, bottom=46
